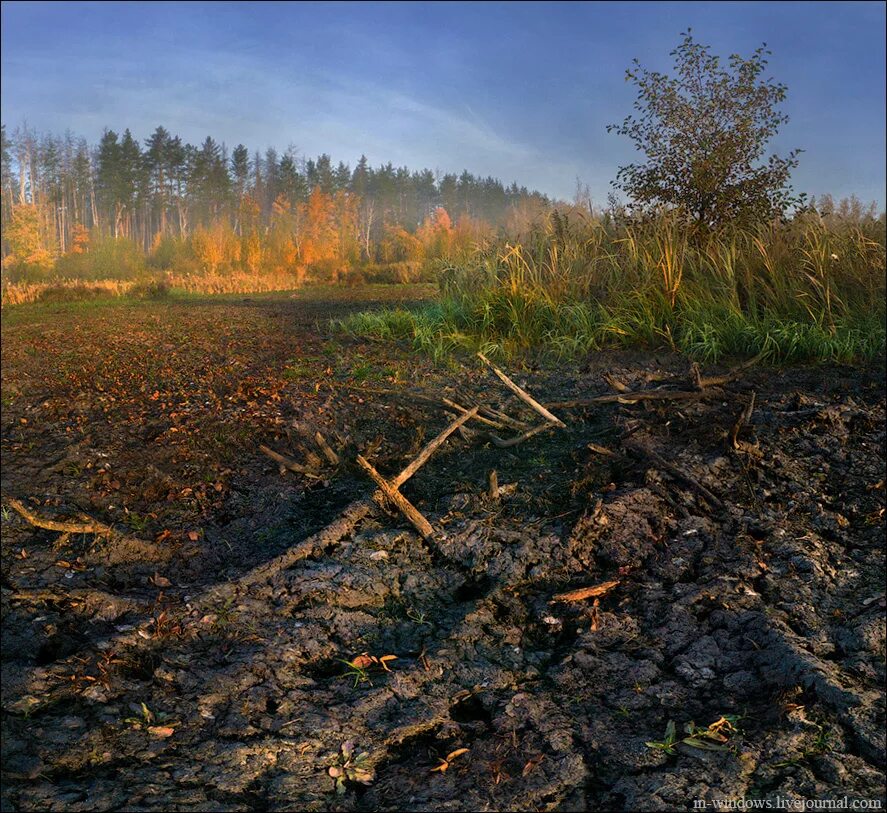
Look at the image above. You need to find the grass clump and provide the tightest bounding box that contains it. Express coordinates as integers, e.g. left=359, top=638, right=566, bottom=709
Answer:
left=336, top=210, right=886, bottom=363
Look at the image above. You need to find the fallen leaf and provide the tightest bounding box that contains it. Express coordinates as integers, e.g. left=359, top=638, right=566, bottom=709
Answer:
left=147, top=726, right=175, bottom=738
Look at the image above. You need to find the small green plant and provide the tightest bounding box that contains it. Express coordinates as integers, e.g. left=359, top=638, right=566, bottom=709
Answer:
left=646, top=715, right=741, bottom=755
left=773, top=722, right=832, bottom=767
left=122, top=702, right=177, bottom=736
left=407, top=607, right=432, bottom=626
left=646, top=720, right=679, bottom=755
left=125, top=512, right=149, bottom=532
left=328, top=740, right=373, bottom=794
left=338, top=652, right=397, bottom=688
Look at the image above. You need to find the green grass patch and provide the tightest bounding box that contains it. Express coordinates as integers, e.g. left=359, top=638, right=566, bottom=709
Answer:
left=335, top=213, right=886, bottom=364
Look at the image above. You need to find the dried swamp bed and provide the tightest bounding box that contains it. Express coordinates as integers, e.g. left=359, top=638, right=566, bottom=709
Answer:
left=1, top=286, right=884, bottom=811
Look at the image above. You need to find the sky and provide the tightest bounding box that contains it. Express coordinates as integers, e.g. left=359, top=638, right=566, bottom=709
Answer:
left=1, top=1, right=885, bottom=207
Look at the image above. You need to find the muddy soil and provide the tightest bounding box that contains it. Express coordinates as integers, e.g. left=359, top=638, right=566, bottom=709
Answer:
left=1, top=291, right=885, bottom=811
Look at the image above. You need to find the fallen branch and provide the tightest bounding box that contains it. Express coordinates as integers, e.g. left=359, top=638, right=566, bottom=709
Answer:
left=357, top=455, right=434, bottom=539
left=6, top=498, right=114, bottom=537
left=625, top=441, right=724, bottom=510
left=477, top=353, right=566, bottom=427
left=693, top=350, right=766, bottom=389
left=603, top=373, right=631, bottom=393
left=730, top=392, right=762, bottom=456
left=258, top=444, right=320, bottom=477
left=488, top=470, right=499, bottom=501
left=552, top=579, right=620, bottom=603
left=208, top=499, right=372, bottom=598
left=442, top=398, right=507, bottom=430
left=6, top=500, right=374, bottom=714
left=486, top=421, right=556, bottom=448
left=478, top=405, right=532, bottom=431
left=547, top=389, right=709, bottom=409
left=314, top=432, right=340, bottom=466
left=392, top=408, right=478, bottom=489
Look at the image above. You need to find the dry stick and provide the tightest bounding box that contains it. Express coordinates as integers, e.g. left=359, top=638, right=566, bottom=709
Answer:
left=546, top=389, right=710, bottom=409
left=552, top=579, right=620, bottom=603
left=7, top=500, right=373, bottom=714
left=694, top=349, right=767, bottom=389
left=314, top=432, right=340, bottom=466
left=258, top=444, right=320, bottom=477
left=477, top=353, right=566, bottom=428
left=625, top=441, right=725, bottom=510
left=7, top=498, right=114, bottom=536
left=487, top=421, right=556, bottom=449
left=5, top=586, right=152, bottom=608
left=356, top=455, right=434, bottom=539
left=603, top=373, right=631, bottom=393
left=445, top=402, right=555, bottom=449
left=392, top=407, right=478, bottom=489
left=442, top=398, right=505, bottom=430
left=488, top=470, right=499, bottom=501
left=207, top=499, right=372, bottom=599
left=730, top=392, right=762, bottom=456
left=478, top=405, right=532, bottom=431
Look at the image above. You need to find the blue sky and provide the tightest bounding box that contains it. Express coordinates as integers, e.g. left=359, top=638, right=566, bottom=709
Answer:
left=2, top=1, right=885, bottom=207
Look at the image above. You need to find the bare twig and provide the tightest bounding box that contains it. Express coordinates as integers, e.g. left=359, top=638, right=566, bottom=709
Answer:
left=392, top=408, right=478, bottom=489
left=356, top=455, right=434, bottom=538
left=478, top=405, right=532, bottom=431
left=625, top=441, right=724, bottom=509
left=730, top=392, right=762, bottom=456
left=6, top=498, right=114, bottom=536
left=693, top=350, right=766, bottom=389
left=477, top=353, right=565, bottom=427
left=488, top=470, right=499, bottom=501
left=486, top=421, right=556, bottom=448
left=442, top=399, right=505, bottom=430
left=552, top=580, right=620, bottom=603
left=258, top=444, right=321, bottom=477
left=603, top=373, right=631, bottom=393
left=314, top=432, right=340, bottom=466
left=547, top=389, right=709, bottom=408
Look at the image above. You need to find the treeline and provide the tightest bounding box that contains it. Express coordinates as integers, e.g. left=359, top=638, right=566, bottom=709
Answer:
left=0, top=122, right=552, bottom=280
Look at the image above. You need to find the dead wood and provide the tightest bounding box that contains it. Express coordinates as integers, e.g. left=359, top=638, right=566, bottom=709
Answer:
left=625, top=441, right=725, bottom=509
left=603, top=373, right=631, bottom=393
left=203, top=500, right=372, bottom=602
left=488, top=470, right=500, bottom=501
left=478, top=405, right=532, bottom=431
left=314, top=431, right=340, bottom=466
left=392, top=408, right=478, bottom=489
left=442, top=398, right=505, bottom=430
left=5, top=587, right=151, bottom=609
left=477, top=353, right=566, bottom=427
left=693, top=350, right=766, bottom=389
left=730, top=392, right=762, bottom=456
left=547, top=389, right=710, bottom=409
left=552, top=579, right=620, bottom=603
left=486, top=421, right=556, bottom=448
left=258, top=444, right=320, bottom=477
left=356, top=455, right=434, bottom=538
left=6, top=498, right=114, bottom=537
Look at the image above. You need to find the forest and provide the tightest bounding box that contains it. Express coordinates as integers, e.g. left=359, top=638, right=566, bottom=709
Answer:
left=0, top=122, right=550, bottom=296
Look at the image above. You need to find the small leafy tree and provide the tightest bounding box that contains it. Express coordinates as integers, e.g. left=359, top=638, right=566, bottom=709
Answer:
left=608, top=30, right=802, bottom=229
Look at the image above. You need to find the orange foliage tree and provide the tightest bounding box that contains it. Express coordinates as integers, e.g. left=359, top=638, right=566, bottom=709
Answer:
left=2, top=204, right=54, bottom=276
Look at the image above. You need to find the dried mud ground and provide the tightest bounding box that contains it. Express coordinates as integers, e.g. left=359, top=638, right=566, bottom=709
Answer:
left=1, top=286, right=885, bottom=812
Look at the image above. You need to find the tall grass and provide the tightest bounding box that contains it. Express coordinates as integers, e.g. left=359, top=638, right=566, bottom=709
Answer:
left=337, top=211, right=886, bottom=363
